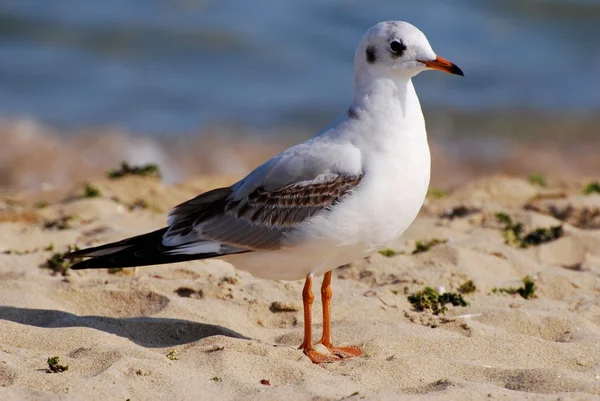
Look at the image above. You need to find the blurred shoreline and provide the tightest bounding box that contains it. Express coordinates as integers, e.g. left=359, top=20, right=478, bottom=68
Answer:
left=1, top=112, right=599, bottom=195
left=2, top=1, right=600, bottom=133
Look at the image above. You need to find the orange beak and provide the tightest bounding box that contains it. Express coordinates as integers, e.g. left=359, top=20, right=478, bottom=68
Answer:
left=419, top=56, right=464, bottom=76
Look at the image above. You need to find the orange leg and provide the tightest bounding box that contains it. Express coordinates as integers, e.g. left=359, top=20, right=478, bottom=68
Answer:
left=317, top=271, right=362, bottom=359
left=299, top=274, right=340, bottom=363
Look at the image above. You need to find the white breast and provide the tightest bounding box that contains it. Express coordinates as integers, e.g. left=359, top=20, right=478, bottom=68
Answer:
left=299, top=127, right=430, bottom=253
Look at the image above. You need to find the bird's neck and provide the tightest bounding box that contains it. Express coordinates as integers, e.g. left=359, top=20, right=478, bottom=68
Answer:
left=351, top=76, right=425, bottom=134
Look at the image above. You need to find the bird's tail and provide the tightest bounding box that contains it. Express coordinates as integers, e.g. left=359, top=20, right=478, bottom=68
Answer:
left=65, top=228, right=231, bottom=270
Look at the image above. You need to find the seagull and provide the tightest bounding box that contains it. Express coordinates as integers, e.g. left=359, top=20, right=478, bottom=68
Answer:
left=66, top=21, right=463, bottom=364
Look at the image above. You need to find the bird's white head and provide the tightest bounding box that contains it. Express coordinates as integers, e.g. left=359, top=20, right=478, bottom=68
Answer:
left=354, top=21, right=463, bottom=87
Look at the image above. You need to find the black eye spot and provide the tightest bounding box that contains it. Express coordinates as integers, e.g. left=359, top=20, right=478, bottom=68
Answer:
left=365, top=46, right=376, bottom=64
left=389, top=40, right=406, bottom=57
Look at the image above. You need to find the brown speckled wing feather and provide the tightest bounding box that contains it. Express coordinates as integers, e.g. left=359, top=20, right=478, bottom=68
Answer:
left=226, top=175, right=363, bottom=227
left=165, top=174, right=363, bottom=251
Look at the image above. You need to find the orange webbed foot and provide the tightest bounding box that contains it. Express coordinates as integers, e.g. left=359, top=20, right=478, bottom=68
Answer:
left=303, top=346, right=342, bottom=364
left=317, top=341, right=362, bottom=359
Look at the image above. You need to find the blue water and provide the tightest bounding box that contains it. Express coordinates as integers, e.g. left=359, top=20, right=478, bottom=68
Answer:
left=1, top=0, right=599, bottom=135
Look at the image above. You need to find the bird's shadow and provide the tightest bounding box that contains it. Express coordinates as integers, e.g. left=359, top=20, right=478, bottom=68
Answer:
left=0, top=306, right=250, bottom=347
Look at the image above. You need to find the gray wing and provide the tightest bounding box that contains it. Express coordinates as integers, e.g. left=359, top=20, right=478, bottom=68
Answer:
left=163, top=138, right=363, bottom=252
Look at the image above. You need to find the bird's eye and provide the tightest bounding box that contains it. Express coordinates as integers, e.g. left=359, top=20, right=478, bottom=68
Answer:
left=389, top=40, right=406, bottom=56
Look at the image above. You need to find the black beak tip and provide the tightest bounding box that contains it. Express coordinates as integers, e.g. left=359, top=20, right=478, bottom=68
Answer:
left=452, top=64, right=464, bottom=77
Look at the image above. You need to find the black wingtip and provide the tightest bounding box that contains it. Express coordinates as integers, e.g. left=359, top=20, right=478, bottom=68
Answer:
left=63, top=224, right=252, bottom=271
left=70, top=258, right=106, bottom=270
left=69, top=259, right=94, bottom=270
left=63, top=249, right=89, bottom=259
left=69, top=250, right=228, bottom=270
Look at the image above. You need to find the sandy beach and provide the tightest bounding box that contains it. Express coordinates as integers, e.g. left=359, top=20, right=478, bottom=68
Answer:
left=0, top=172, right=599, bottom=400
